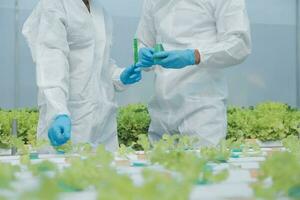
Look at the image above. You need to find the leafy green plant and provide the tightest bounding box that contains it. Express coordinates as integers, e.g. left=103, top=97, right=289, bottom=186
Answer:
left=56, top=156, right=97, bottom=191
left=227, top=106, right=255, bottom=140
left=253, top=151, right=300, bottom=200
left=117, top=104, right=150, bottom=149
left=252, top=103, right=294, bottom=141
left=136, top=134, right=151, bottom=152
left=200, top=140, right=231, bottom=163
left=0, top=163, right=20, bottom=189
left=22, top=177, right=61, bottom=200
left=0, top=109, right=38, bottom=148
left=56, top=146, right=114, bottom=191
left=72, top=143, right=94, bottom=156
left=227, top=102, right=300, bottom=141
left=149, top=135, right=229, bottom=184
left=255, top=138, right=300, bottom=200
left=0, top=102, right=299, bottom=150
left=118, top=144, right=135, bottom=158
left=54, top=140, right=73, bottom=154
left=282, top=135, right=300, bottom=160
left=100, top=136, right=214, bottom=200
left=28, top=161, right=58, bottom=176
left=136, top=169, right=192, bottom=200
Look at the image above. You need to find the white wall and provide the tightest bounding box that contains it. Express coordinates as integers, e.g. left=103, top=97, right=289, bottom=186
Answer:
left=0, top=0, right=299, bottom=109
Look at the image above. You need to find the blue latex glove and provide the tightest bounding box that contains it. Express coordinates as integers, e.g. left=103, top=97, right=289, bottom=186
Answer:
left=139, top=48, right=155, bottom=67
left=120, top=63, right=142, bottom=85
left=48, top=115, right=71, bottom=147
left=153, top=49, right=196, bottom=69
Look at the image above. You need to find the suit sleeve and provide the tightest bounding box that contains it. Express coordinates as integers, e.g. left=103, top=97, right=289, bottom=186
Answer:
left=35, top=0, right=70, bottom=124
left=198, top=0, right=252, bottom=69
left=110, top=59, right=128, bottom=92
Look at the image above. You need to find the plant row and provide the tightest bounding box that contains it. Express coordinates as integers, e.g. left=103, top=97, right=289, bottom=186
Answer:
left=0, top=102, right=299, bottom=148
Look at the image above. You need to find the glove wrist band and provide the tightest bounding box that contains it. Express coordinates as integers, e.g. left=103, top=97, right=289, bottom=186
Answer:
left=55, top=114, right=69, bottom=120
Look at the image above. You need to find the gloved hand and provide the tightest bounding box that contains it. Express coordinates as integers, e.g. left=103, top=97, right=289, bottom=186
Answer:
left=48, top=115, right=71, bottom=147
left=139, top=48, right=155, bottom=67
left=153, top=49, right=196, bottom=69
left=120, top=63, right=142, bottom=85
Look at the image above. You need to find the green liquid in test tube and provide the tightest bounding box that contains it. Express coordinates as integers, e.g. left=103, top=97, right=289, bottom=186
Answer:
left=154, top=43, right=165, bottom=63
left=134, top=38, right=139, bottom=64
left=154, top=44, right=164, bottom=52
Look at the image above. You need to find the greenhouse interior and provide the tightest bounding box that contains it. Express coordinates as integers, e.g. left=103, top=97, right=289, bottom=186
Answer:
left=0, top=0, right=300, bottom=199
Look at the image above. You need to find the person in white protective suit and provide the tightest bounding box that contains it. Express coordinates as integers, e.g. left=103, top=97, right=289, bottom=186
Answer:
left=22, top=0, right=142, bottom=152
left=136, top=0, right=252, bottom=146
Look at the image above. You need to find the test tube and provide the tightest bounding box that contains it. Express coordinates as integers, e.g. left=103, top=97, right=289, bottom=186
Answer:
left=154, top=44, right=165, bottom=63
left=134, top=38, right=139, bottom=64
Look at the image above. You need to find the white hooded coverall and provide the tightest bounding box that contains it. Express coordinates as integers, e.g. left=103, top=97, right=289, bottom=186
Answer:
left=136, top=0, right=252, bottom=146
left=23, top=0, right=125, bottom=151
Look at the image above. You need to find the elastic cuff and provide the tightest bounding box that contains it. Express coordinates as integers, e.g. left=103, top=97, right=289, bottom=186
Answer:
left=195, top=50, right=208, bottom=68
left=113, top=68, right=129, bottom=92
